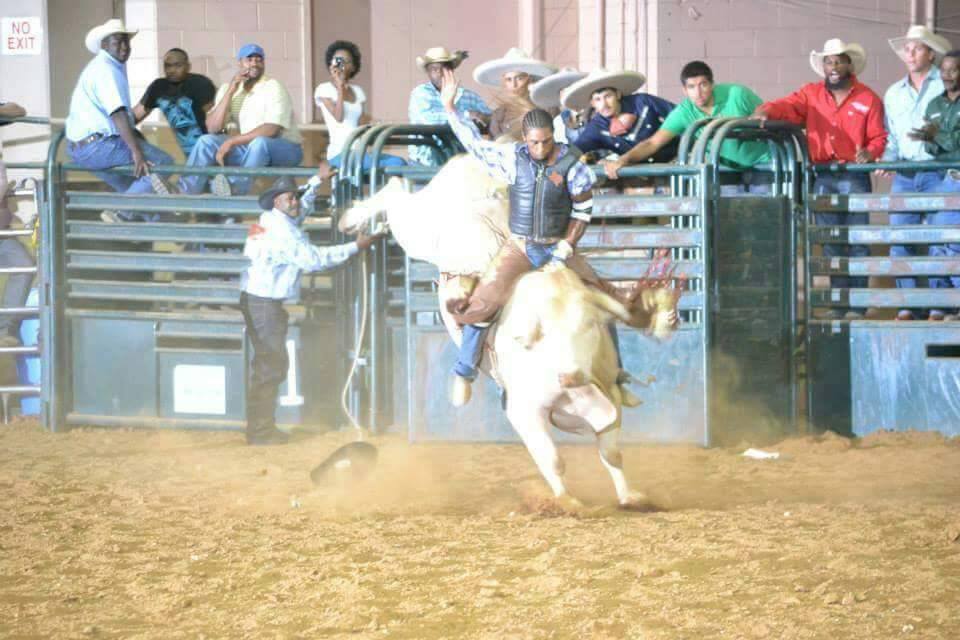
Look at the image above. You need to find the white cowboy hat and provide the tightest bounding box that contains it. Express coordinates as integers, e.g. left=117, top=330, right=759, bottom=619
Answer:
left=530, top=68, right=588, bottom=109
left=84, top=18, right=138, bottom=55
left=889, top=25, right=953, bottom=62
left=809, top=39, right=867, bottom=78
left=560, top=68, right=647, bottom=110
left=472, top=48, right=557, bottom=87
left=415, top=46, right=468, bottom=70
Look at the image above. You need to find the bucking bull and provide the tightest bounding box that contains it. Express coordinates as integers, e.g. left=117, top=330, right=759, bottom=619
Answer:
left=340, top=155, right=681, bottom=509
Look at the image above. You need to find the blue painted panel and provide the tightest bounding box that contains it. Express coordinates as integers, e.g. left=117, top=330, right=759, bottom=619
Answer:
left=850, top=324, right=960, bottom=436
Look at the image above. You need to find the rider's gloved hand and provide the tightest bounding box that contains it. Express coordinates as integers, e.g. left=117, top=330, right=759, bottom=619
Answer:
left=550, top=240, right=574, bottom=265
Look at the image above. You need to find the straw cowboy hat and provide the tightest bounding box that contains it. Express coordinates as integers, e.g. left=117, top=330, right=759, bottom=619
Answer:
left=809, top=39, right=867, bottom=77
left=889, top=25, right=953, bottom=62
left=473, top=48, right=557, bottom=87
left=560, top=68, right=647, bottom=110
left=84, top=18, right=138, bottom=55
left=416, top=46, right=468, bottom=70
left=530, top=68, right=588, bottom=109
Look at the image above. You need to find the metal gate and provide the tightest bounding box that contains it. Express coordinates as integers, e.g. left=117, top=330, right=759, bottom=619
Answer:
left=804, top=160, right=960, bottom=436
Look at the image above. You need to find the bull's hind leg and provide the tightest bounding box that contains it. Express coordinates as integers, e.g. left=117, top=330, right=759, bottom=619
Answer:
left=596, top=427, right=656, bottom=511
left=508, top=403, right=579, bottom=505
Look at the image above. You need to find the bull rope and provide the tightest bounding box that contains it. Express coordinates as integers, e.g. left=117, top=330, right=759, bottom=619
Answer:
left=339, top=252, right=369, bottom=440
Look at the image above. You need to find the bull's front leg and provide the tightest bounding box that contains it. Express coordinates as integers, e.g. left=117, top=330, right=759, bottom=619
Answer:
left=507, top=402, right=581, bottom=508
left=596, top=427, right=656, bottom=511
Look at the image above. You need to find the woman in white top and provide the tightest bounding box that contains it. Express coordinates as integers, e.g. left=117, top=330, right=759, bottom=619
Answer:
left=314, top=40, right=404, bottom=170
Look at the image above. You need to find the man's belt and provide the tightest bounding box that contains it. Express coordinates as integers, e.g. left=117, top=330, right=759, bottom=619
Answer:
left=511, top=234, right=563, bottom=248
left=68, top=132, right=109, bottom=148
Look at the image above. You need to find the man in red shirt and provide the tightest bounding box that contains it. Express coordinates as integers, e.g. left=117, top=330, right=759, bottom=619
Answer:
left=755, top=39, right=887, bottom=319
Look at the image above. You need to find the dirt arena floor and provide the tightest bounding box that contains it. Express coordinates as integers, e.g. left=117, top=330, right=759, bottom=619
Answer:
left=1, top=420, right=959, bottom=639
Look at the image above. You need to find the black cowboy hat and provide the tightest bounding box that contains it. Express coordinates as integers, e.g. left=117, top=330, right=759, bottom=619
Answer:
left=258, top=176, right=306, bottom=211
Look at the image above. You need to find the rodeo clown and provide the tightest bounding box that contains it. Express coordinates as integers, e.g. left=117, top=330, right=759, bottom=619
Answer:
left=438, top=67, right=639, bottom=407
left=240, top=176, right=381, bottom=445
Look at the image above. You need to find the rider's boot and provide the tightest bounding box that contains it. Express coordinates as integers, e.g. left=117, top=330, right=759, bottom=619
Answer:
left=450, top=323, right=489, bottom=407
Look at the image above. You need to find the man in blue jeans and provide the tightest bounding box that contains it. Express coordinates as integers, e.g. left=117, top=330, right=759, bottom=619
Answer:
left=911, top=50, right=960, bottom=320
left=64, top=19, right=174, bottom=223
left=179, top=44, right=303, bottom=196
left=881, top=25, right=953, bottom=320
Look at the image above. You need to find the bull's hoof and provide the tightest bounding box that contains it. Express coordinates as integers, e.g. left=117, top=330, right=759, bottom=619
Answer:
left=619, top=491, right=660, bottom=512
left=450, top=375, right=473, bottom=407
left=555, top=493, right=585, bottom=514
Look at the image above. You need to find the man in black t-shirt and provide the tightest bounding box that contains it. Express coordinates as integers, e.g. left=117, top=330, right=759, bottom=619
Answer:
left=134, top=48, right=216, bottom=157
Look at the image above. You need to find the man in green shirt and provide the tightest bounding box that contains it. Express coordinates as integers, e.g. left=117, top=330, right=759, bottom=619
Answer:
left=602, top=60, right=769, bottom=185
left=909, top=49, right=960, bottom=319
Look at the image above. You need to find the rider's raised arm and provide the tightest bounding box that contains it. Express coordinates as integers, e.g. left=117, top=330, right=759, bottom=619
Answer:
left=440, top=67, right=516, bottom=184
left=445, top=109, right=517, bottom=184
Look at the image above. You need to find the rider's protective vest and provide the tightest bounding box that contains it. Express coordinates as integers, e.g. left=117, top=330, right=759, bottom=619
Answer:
left=508, top=145, right=582, bottom=242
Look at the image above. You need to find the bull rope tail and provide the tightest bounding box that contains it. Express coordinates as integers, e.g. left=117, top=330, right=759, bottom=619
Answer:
left=340, top=250, right=369, bottom=440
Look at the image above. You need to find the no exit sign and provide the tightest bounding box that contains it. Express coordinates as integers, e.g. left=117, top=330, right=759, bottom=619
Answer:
left=2, top=17, right=43, bottom=56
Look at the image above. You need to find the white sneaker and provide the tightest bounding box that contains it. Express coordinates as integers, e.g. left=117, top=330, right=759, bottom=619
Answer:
left=211, top=174, right=232, bottom=197
left=450, top=375, right=473, bottom=407
left=99, top=210, right=124, bottom=223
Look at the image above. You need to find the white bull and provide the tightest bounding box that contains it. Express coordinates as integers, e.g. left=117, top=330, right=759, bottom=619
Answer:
left=340, top=155, right=680, bottom=508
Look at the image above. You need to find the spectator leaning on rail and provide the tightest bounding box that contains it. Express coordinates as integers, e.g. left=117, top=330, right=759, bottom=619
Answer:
left=179, top=44, right=303, bottom=197
left=529, top=68, right=590, bottom=145
left=755, top=39, right=887, bottom=320
left=64, top=19, right=175, bottom=223
left=407, top=47, right=491, bottom=166
left=240, top=176, right=382, bottom=446
left=133, top=48, right=216, bottom=159
left=601, top=60, right=769, bottom=193
left=560, top=68, right=677, bottom=163
left=0, top=99, right=33, bottom=348
left=879, top=25, right=953, bottom=321
left=909, top=50, right=960, bottom=321
left=314, top=39, right=404, bottom=171
left=472, top=47, right=556, bottom=141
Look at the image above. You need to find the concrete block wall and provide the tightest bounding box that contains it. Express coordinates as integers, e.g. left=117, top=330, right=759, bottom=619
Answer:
left=656, top=0, right=913, bottom=104
left=368, top=0, right=522, bottom=123
left=578, top=0, right=919, bottom=106
left=124, top=0, right=313, bottom=127
left=541, top=0, right=579, bottom=70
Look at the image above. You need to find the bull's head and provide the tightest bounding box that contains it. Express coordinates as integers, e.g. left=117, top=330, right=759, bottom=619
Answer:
left=625, top=249, right=684, bottom=341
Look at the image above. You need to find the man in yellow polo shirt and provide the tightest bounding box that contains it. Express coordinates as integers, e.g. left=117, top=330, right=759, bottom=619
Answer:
left=602, top=60, right=769, bottom=191
left=179, top=44, right=303, bottom=196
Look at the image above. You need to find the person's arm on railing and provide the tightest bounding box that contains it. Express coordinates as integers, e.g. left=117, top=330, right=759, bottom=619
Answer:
left=753, top=89, right=808, bottom=126
left=601, top=128, right=677, bottom=179
left=862, top=101, right=888, bottom=163
left=110, top=108, right=149, bottom=177
left=0, top=102, right=27, bottom=120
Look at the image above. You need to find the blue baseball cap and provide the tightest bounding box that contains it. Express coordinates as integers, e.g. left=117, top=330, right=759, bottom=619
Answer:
left=237, top=43, right=265, bottom=60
